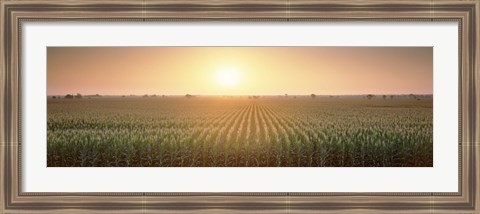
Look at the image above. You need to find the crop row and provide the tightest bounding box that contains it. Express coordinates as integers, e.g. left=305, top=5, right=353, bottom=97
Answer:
left=47, top=98, right=433, bottom=167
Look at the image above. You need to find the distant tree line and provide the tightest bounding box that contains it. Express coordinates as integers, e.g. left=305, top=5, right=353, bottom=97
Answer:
left=364, top=94, right=427, bottom=100
left=53, top=93, right=103, bottom=99
left=62, top=93, right=83, bottom=99
left=50, top=93, right=429, bottom=101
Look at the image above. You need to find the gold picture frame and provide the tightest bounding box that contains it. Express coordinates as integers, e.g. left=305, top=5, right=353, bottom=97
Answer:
left=1, top=0, right=479, bottom=213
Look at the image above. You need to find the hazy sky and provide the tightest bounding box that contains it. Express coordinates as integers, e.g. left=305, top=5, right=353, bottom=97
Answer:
left=47, top=47, right=432, bottom=96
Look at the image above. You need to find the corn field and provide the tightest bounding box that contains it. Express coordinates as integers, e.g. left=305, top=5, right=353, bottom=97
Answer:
left=47, top=97, right=433, bottom=167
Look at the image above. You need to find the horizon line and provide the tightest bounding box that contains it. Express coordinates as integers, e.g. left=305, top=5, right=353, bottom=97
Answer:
left=47, top=93, right=434, bottom=96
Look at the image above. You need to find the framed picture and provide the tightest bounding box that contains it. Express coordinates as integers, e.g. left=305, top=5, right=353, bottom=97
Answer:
left=1, top=0, right=478, bottom=213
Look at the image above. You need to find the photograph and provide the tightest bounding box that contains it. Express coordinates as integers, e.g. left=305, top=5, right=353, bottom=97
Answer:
left=46, top=47, right=433, bottom=167
left=3, top=0, right=478, bottom=212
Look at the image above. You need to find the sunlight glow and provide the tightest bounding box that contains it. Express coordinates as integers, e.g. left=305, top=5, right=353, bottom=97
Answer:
left=216, top=68, right=240, bottom=87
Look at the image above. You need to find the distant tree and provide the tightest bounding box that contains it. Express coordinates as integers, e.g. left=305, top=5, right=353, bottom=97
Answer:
left=122, top=95, right=126, bottom=98
left=310, top=94, right=316, bottom=98
left=75, top=93, right=82, bottom=99
left=143, top=94, right=149, bottom=98
left=285, top=94, right=288, bottom=97
left=52, top=96, right=56, bottom=99
left=162, top=95, right=166, bottom=98
left=408, top=94, right=417, bottom=100
left=65, top=94, right=74, bottom=99
left=185, top=94, right=194, bottom=98
left=390, top=95, right=394, bottom=99
left=366, top=94, right=374, bottom=100
left=383, top=95, right=387, bottom=100
left=152, top=94, right=157, bottom=97
left=95, top=94, right=101, bottom=97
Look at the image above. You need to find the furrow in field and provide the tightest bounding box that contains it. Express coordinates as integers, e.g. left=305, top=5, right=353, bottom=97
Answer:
left=261, top=105, right=291, bottom=144
left=273, top=107, right=310, bottom=143
left=192, top=105, right=246, bottom=144
left=245, top=104, right=255, bottom=142
left=258, top=103, right=295, bottom=166
left=273, top=104, right=313, bottom=136
left=160, top=104, right=238, bottom=166
left=213, top=104, right=252, bottom=166
left=255, top=104, right=278, bottom=166
left=251, top=103, right=263, bottom=164
left=186, top=104, right=248, bottom=166
left=234, top=104, right=252, bottom=143
left=247, top=103, right=262, bottom=166
left=212, top=105, right=248, bottom=138
left=264, top=104, right=309, bottom=141
left=194, top=106, right=232, bottom=128
left=257, top=105, right=270, bottom=143
left=219, top=105, right=250, bottom=137
left=212, top=103, right=256, bottom=166
left=247, top=103, right=256, bottom=142
left=233, top=103, right=255, bottom=166
left=218, top=103, right=250, bottom=166
left=217, top=105, right=249, bottom=143
left=255, top=104, right=263, bottom=143
left=225, top=104, right=251, bottom=144
left=257, top=104, right=277, bottom=144
left=262, top=104, right=315, bottom=166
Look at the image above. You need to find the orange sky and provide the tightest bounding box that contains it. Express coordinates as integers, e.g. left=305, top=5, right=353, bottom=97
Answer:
left=47, top=47, right=432, bottom=96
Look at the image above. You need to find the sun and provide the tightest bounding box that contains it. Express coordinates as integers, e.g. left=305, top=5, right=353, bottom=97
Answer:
left=216, top=68, right=240, bottom=87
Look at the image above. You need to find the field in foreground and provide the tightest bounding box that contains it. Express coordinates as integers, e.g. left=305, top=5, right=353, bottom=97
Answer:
left=47, top=96, right=432, bottom=167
